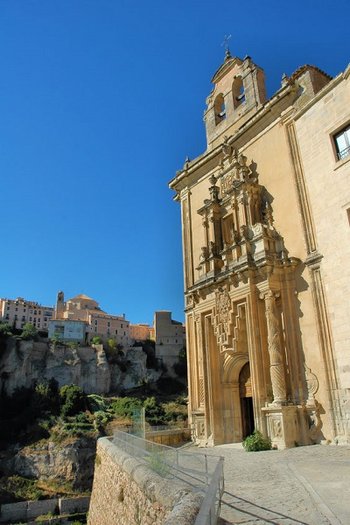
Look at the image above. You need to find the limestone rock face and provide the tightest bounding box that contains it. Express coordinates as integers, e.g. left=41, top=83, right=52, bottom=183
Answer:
left=0, top=339, right=161, bottom=395
left=8, top=436, right=96, bottom=490
left=117, top=347, right=161, bottom=391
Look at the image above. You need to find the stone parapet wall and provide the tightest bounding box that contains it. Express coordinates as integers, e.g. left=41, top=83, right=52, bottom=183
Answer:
left=88, top=437, right=203, bottom=525
left=0, top=496, right=90, bottom=523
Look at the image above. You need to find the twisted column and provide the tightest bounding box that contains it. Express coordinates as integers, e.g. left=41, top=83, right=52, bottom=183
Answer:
left=263, top=290, right=287, bottom=404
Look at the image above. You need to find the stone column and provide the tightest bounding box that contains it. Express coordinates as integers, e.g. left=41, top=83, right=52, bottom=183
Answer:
left=263, top=290, right=287, bottom=405
left=195, top=314, right=205, bottom=409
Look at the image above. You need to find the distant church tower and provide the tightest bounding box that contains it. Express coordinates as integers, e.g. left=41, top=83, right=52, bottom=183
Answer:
left=55, top=291, right=65, bottom=319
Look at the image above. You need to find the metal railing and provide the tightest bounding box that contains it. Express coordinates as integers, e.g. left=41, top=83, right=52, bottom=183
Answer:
left=338, top=145, right=350, bottom=160
left=112, top=430, right=224, bottom=524
left=194, top=458, right=224, bottom=525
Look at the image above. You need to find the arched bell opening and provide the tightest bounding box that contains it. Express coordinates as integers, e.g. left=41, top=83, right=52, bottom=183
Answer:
left=214, top=93, right=226, bottom=125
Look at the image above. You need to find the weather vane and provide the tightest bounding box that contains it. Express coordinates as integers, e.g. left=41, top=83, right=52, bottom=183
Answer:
left=221, top=34, right=232, bottom=57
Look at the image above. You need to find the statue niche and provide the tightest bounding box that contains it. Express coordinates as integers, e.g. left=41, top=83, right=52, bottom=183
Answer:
left=196, top=152, right=285, bottom=282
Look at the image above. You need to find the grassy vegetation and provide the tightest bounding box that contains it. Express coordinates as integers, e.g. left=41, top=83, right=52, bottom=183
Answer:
left=0, top=474, right=90, bottom=505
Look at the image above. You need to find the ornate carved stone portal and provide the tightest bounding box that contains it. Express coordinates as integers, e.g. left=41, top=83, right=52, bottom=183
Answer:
left=184, top=153, right=313, bottom=448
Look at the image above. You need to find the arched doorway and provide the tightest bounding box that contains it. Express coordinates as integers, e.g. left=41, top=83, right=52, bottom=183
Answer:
left=239, top=362, right=255, bottom=439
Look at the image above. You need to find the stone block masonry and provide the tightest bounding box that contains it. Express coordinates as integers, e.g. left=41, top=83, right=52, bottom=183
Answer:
left=0, top=496, right=90, bottom=523
left=88, top=437, right=203, bottom=525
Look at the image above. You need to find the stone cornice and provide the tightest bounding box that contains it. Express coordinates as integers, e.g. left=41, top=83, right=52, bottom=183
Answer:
left=211, top=55, right=244, bottom=84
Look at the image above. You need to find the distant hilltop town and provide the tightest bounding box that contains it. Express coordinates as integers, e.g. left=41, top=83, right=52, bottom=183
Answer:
left=0, top=292, right=185, bottom=351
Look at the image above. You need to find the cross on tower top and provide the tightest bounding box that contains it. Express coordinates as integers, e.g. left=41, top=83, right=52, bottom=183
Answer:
left=221, top=34, right=232, bottom=59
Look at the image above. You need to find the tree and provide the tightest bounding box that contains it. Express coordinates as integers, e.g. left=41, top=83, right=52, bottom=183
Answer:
left=0, top=323, right=12, bottom=350
left=91, top=336, right=102, bottom=345
left=104, top=338, right=119, bottom=364
left=59, top=385, right=86, bottom=417
left=21, top=323, right=38, bottom=341
left=0, top=322, right=12, bottom=336
left=107, top=338, right=117, bottom=351
left=143, top=396, right=166, bottom=426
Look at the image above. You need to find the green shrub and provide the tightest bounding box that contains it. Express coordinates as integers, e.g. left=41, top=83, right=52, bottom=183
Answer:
left=0, top=322, right=12, bottom=337
left=162, top=401, right=187, bottom=424
left=60, top=385, right=87, bottom=417
left=35, top=511, right=54, bottom=522
left=243, top=430, right=272, bottom=452
left=111, top=397, right=143, bottom=419
left=0, top=475, right=43, bottom=502
left=87, top=394, right=108, bottom=412
left=144, top=396, right=166, bottom=426
left=20, top=323, right=38, bottom=341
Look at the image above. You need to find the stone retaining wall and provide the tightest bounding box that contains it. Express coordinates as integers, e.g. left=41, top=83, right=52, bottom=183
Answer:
left=146, top=428, right=191, bottom=446
left=88, top=437, right=203, bottom=525
left=0, top=496, right=90, bottom=523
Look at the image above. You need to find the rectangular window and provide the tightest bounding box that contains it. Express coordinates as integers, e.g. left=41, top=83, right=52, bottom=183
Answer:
left=334, top=125, right=350, bottom=160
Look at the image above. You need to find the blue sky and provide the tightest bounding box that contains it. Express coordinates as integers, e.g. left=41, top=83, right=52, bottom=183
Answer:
left=0, top=1, right=349, bottom=324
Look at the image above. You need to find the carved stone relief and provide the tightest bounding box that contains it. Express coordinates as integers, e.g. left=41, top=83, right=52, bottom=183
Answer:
left=304, top=363, right=319, bottom=404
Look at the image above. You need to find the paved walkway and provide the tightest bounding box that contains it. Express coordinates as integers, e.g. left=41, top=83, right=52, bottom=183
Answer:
left=192, top=443, right=350, bottom=525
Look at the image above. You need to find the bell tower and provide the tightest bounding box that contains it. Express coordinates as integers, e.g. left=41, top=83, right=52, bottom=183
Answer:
left=204, top=50, right=267, bottom=147
left=55, top=291, right=65, bottom=320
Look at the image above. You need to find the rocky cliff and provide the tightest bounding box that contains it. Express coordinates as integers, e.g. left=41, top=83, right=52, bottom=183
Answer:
left=2, top=436, right=96, bottom=491
left=0, top=339, right=161, bottom=396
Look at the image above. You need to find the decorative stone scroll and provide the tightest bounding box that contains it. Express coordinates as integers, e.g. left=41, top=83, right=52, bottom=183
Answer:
left=304, top=363, right=319, bottom=405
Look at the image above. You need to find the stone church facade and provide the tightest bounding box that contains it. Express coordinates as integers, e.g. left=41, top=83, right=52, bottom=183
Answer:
left=169, top=51, right=350, bottom=448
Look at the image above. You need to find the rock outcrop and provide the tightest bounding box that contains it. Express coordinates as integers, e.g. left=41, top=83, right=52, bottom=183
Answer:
left=3, top=436, right=96, bottom=491
left=0, top=339, right=161, bottom=396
